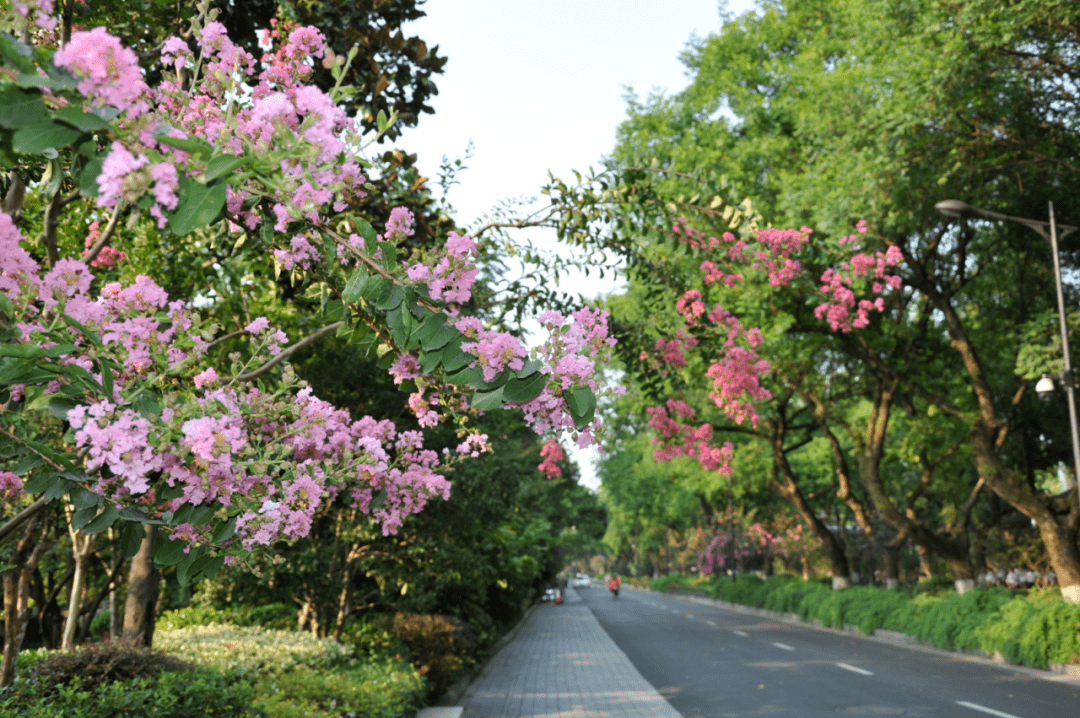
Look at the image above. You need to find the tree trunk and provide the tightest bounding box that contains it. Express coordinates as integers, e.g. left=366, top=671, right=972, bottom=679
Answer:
left=881, top=544, right=900, bottom=589
left=2, top=518, right=53, bottom=687
left=61, top=508, right=94, bottom=651
left=122, top=526, right=160, bottom=647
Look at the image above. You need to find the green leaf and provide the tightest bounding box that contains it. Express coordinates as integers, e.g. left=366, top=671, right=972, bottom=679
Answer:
left=156, top=132, right=214, bottom=158
left=43, top=343, right=77, bottom=358
left=69, top=487, right=98, bottom=510
left=203, top=153, right=249, bottom=182
left=174, top=502, right=216, bottom=527
left=47, top=395, right=79, bottom=421
left=12, top=121, right=82, bottom=154
left=119, top=521, right=146, bottom=559
left=502, top=371, right=547, bottom=403
left=441, top=337, right=471, bottom=372
left=52, top=106, right=110, bottom=132
left=43, top=474, right=75, bottom=503
left=444, top=365, right=482, bottom=387
left=374, top=283, right=405, bottom=311
left=0, top=89, right=47, bottom=129
left=99, top=358, right=114, bottom=399
left=133, top=394, right=162, bottom=418
left=566, top=387, right=597, bottom=429
left=471, top=386, right=505, bottom=411
left=201, top=555, right=225, bottom=580
left=517, top=359, right=543, bottom=379
left=70, top=504, right=99, bottom=531
left=154, top=537, right=189, bottom=567
left=418, top=313, right=459, bottom=352
left=83, top=504, right=121, bottom=534
left=211, top=516, right=237, bottom=544
left=159, top=484, right=185, bottom=501
left=169, top=181, right=226, bottom=236
left=377, top=241, right=398, bottom=271
left=0, top=343, right=45, bottom=358
left=356, top=220, right=378, bottom=245
left=419, top=348, right=444, bottom=374
left=0, top=35, right=37, bottom=73
left=176, top=546, right=210, bottom=586
left=22, top=471, right=54, bottom=494
left=341, top=267, right=369, bottom=303
left=324, top=299, right=344, bottom=322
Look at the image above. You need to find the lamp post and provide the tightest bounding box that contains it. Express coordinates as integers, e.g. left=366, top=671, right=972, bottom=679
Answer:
left=934, top=199, right=1080, bottom=512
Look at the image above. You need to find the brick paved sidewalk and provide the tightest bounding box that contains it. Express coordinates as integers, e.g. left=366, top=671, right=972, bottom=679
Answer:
left=456, top=586, right=681, bottom=718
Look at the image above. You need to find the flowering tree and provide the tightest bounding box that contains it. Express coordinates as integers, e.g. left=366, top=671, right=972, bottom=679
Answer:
left=0, top=1, right=619, bottom=679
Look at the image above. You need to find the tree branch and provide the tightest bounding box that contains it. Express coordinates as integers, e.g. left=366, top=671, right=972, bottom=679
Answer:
left=82, top=202, right=125, bottom=267
left=232, top=321, right=344, bottom=383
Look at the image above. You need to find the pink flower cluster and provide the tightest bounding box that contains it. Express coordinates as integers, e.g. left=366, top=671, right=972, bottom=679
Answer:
left=406, top=231, right=480, bottom=304
left=53, top=27, right=150, bottom=118
left=645, top=400, right=735, bottom=476
left=640, top=330, right=699, bottom=372
left=10, top=0, right=57, bottom=31
left=814, top=231, right=903, bottom=332
left=82, top=222, right=127, bottom=268
left=538, top=438, right=566, bottom=479
left=1, top=213, right=454, bottom=546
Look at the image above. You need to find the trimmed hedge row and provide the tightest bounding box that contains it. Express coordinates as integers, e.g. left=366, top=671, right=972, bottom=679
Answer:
left=645, top=574, right=1080, bottom=669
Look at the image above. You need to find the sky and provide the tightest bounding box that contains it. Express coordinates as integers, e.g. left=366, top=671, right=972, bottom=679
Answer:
left=395, top=0, right=756, bottom=490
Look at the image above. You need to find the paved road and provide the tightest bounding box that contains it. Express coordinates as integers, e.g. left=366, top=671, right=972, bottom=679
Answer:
left=580, top=585, right=1080, bottom=718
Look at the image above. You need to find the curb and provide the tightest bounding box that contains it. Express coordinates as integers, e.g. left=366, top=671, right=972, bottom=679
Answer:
left=432, top=602, right=541, bottom=709
left=625, top=585, right=1080, bottom=685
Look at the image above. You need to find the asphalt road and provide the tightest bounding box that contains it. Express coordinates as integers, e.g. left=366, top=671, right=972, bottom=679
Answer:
left=578, top=585, right=1080, bottom=718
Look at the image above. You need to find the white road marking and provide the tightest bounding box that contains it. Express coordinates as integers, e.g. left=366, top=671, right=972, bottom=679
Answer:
left=733, top=630, right=748, bottom=637
left=835, top=662, right=873, bottom=676
left=686, top=614, right=696, bottom=620
left=956, top=701, right=1021, bottom=718
left=772, top=642, right=795, bottom=651
left=706, top=620, right=717, bottom=627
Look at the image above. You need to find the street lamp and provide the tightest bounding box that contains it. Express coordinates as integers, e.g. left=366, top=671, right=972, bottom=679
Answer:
left=935, top=199, right=1080, bottom=511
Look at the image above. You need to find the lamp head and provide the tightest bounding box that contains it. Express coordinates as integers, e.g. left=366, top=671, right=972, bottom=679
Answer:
left=935, top=199, right=973, bottom=218
left=1036, top=374, right=1056, bottom=402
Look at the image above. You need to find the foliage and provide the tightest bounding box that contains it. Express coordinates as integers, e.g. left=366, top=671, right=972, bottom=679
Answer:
left=154, top=624, right=353, bottom=677
left=373, top=612, right=476, bottom=698
left=158, top=603, right=295, bottom=631
left=0, top=667, right=254, bottom=718
left=656, top=573, right=1080, bottom=669
left=0, top=642, right=252, bottom=718
left=250, top=659, right=425, bottom=718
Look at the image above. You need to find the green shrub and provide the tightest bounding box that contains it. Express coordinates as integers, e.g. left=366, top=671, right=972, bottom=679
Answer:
left=380, top=612, right=476, bottom=698
left=25, top=641, right=194, bottom=695
left=158, top=603, right=294, bottom=631
left=155, top=624, right=352, bottom=677
left=975, top=590, right=1080, bottom=667
left=251, top=657, right=425, bottom=718
left=1, top=648, right=252, bottom=718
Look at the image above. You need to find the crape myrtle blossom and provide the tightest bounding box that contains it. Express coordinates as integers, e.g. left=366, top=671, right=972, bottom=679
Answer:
left=537, top=438, right=567, bottom=479
left=0, top=206, right=465, bottom=548
left=1, top=21, right=620, bottom=557
left=644, top=218, right=903, bottom=477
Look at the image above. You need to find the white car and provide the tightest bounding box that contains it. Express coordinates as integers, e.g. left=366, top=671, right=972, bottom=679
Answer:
left=572, top=574, right=591, bottom=588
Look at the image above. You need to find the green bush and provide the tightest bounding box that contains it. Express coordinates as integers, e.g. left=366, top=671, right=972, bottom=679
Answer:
left=0, top=647, right=252, bottom=718
left=158, top=603, right=295, bottom=631
left=154, top=624, right=353, bottom=677
left=251, top=657, right=425, bottom=718
left=375, top=612, right=476, bottom=698
left=653, top=573, right=1080, bottom=670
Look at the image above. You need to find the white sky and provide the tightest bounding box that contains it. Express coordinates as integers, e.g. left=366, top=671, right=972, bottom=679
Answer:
left=397, top=0, right=754, bottom=490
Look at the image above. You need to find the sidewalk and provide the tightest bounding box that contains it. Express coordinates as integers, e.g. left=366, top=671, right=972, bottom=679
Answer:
left=450, top=586, right=681, bottom=718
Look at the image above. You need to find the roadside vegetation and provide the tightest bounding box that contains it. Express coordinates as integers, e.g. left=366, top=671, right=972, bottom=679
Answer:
left=635, top=574, right=1080, bottom=670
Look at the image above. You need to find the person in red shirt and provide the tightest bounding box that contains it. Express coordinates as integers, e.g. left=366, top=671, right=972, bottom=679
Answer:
left=605, top=574, right=621, bottom=598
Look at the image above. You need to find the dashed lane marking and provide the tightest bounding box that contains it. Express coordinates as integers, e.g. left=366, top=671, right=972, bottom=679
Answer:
left=706, top=620, right=717, bottom=627
left=956, top=701, right=1021, bottom=718
left=772, top=642, right=795, bottom=651
left=835, top=662, right=873, bottom=676
left=733, top=630, right=748, bottom=637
